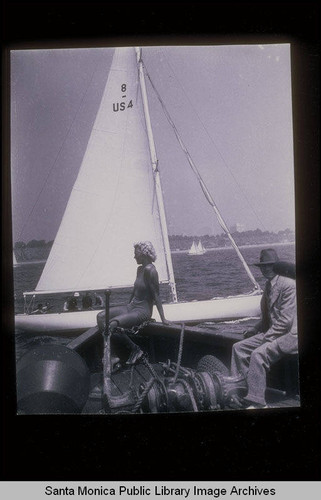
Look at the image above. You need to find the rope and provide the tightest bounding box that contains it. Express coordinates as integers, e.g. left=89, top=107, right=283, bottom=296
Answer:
left=143, top=356, right=169, bottom=408
left=102, top=317, right=167, bottom=413
left=129, top=355, right=169, bottom=413
left=128, top=364, right=136, bottom=390
left=131, top=377, right=156, bottom=413
left=106, top=318, right=167, bottom=413
left=178, top=378, right=199, bottom=412
left=173, top=323, right=185, bottom=383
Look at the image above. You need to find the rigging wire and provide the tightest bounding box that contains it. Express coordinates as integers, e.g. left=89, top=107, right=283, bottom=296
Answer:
left=16, top=56, right=107, bottom=243
left=142, top=58, right=261, bottom=291
left=158, top=47, right=267, bottom=232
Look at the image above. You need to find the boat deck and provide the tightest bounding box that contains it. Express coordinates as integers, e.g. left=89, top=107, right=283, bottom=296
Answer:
left=67, top=320, right=300, bottom=415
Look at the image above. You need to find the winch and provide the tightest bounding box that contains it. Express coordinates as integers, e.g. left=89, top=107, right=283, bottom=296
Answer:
left=99, top=315, right=247, bottom=414
left=139, top=362, right=220, bottom=413
left=97, top=353, right=247, bottom=414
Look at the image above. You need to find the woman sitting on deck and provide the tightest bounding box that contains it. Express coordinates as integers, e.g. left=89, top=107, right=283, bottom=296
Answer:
left=97, top=241, right=170, bottom=366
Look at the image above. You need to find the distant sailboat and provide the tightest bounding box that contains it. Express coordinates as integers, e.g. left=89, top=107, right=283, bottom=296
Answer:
left=15, top=47, right=261, bottom=334
left=188, top=241, right=197, bottom=255
left=197, top=241, right=206, bottom=254
left=188, top=240, right=206, bottom=255
left=13, top=250, right=18, bottom=267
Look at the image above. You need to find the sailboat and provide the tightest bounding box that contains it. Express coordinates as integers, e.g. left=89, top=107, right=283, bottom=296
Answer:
left=188, top=240, right=206, bottom=255
left=15, top=47, right=262, bottom=334
left=188, top=241, right=197, bottom=255
left=197, top=241, right=206, bottom=254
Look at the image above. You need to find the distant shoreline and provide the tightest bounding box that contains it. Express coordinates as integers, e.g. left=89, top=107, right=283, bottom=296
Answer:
left=171, top=241, right=295, bottom=255
left=14, top=242, right=295, bottom=262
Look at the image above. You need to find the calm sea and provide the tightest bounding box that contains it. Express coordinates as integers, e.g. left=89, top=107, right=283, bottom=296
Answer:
left=13, top=243, right=295, bottom=361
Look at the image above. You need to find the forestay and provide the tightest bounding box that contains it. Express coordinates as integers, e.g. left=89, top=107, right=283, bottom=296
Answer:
left=36, top=48, right=171, bottom=293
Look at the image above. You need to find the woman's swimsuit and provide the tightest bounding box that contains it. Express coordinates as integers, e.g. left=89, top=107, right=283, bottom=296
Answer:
left=97, top=265, right=154, bottom=331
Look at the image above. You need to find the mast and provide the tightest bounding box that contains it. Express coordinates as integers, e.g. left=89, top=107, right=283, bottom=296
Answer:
left=144, top=65, right=261, bottom=292
left=136, top=48, right=178, bottom=302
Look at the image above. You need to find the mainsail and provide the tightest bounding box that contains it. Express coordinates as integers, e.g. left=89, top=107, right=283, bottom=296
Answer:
left=36, top=48, right=174, bottom=294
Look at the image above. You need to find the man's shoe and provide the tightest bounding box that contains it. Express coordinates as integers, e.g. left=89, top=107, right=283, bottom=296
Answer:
left=227, top=394, right=247, bottom=409
left=245, top=404, right=269, bottom=410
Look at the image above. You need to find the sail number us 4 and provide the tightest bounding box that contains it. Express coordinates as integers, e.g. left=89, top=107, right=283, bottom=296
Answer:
left=113, top=84, right=133, bottom=112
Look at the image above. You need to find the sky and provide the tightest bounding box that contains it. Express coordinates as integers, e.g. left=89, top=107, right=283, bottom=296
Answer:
left=10, top=44, right=295, bottom=243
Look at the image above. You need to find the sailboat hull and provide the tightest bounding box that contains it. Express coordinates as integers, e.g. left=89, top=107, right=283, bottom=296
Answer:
left=15, top=293, right=261, bottom=334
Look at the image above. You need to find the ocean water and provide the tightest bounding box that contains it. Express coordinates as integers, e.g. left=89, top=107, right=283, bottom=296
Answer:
left=13, top=243, right=295, bottom=361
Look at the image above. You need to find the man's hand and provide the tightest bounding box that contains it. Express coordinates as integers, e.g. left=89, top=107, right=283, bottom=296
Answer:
left=243, top=327, right=258, bottom=339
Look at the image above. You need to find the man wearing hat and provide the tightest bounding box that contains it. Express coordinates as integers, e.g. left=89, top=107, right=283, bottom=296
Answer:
left=230, top=248, right=298, bottom=409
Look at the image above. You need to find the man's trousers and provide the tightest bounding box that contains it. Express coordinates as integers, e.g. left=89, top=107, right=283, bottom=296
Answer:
left=230, top=332, right=298, bottom=405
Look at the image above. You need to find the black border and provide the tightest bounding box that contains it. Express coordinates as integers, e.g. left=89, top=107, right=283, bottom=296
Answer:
left=2, top=1, right=320, bottom=481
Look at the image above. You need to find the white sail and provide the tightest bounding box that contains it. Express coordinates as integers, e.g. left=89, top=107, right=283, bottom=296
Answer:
left=13, top=250, right=18, bottom=266
left=36, top=48, right=171, bottom=293
left=188, top=241, right=197, bottom=255
left=197, top=241, right=205, bottom=254
left=197, top=241, right=202, bottom=253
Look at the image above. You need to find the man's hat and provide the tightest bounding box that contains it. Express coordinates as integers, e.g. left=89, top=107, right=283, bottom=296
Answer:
left=253, top=248, right=279, bottom=266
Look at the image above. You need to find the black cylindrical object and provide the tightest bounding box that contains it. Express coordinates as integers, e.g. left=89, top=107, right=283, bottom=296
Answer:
left=17, top=345, right=90, bottom=414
